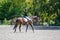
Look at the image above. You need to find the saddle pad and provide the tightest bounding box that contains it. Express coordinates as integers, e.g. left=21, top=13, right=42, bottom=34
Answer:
left=17, top=17, right=28, bottom=22
left=24, top=18, right=28, bottom=22
left=17, top=17, right=32, bottom=22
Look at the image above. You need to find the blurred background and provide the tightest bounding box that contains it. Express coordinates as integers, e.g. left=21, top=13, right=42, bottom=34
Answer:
left=0, top=0, right=60, bottom=26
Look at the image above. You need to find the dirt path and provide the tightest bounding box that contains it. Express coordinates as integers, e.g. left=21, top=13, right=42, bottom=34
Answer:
left=0, top=25, right=60, bottom=40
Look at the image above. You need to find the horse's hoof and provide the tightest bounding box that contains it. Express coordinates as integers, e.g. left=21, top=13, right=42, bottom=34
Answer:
left=26, top=31, right=27, bottom=32
left=33, top=31, right=34, bottom=33
left=19, top=30, right=21, bottom=32
left=14, top=32, right=15, bottom=33
left=13, top=28, right=15, bottom=30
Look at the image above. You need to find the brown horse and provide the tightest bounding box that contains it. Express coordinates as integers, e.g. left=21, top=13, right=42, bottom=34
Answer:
left=13, top=16, right=35, bottom=32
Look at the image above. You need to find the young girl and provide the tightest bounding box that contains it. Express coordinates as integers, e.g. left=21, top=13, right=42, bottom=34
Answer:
left=24, top=8, right=30, bottom=21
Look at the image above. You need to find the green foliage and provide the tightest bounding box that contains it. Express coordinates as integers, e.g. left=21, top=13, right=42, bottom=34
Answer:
left=3, top=18, right=11, bottom=25
left=0, top=0, right=60, bottom=25
left=0, top=1, right=12, bottom=20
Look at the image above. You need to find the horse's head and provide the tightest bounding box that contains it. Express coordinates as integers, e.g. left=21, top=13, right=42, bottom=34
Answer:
left=29, top=16, right=38, bottom=20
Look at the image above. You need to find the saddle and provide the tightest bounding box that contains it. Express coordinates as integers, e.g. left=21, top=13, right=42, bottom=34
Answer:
left=17, top=17, right=30, bottom=22
left=22, top=18, right=28, bottom=22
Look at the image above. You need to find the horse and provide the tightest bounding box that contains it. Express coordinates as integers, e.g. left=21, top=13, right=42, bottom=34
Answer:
left=13, top=16, right=40, bottom=32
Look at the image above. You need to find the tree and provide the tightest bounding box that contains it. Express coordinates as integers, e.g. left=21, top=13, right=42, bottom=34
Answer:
left=0, top=0, right=60, bottom=25
left=0, top=1, right=12, bottom=20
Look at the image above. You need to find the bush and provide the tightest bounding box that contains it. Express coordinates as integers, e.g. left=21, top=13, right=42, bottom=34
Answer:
left=3, top=18, right=11, bottom=25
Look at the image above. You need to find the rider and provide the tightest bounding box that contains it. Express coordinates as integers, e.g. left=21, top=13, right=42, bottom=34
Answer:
left=24, top=8, right=30, bottom=21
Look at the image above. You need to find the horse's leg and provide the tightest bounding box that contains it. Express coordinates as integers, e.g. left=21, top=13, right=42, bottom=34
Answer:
left=26, top=23, right=28, bottom=32
left=19, top=24, right=21, bottom=32
left=13, top=23, right=18, bottom=32
left=29, top=23, right=34, bottom=32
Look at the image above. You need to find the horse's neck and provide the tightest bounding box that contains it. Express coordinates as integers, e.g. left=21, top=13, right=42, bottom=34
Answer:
left=30, top=16, right=37, bottom=19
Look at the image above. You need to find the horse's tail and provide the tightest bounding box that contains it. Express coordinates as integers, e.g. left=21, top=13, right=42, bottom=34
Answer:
left=13, top=19, right=18, bottom=30
left=16, top=19, right=18, bottom=22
